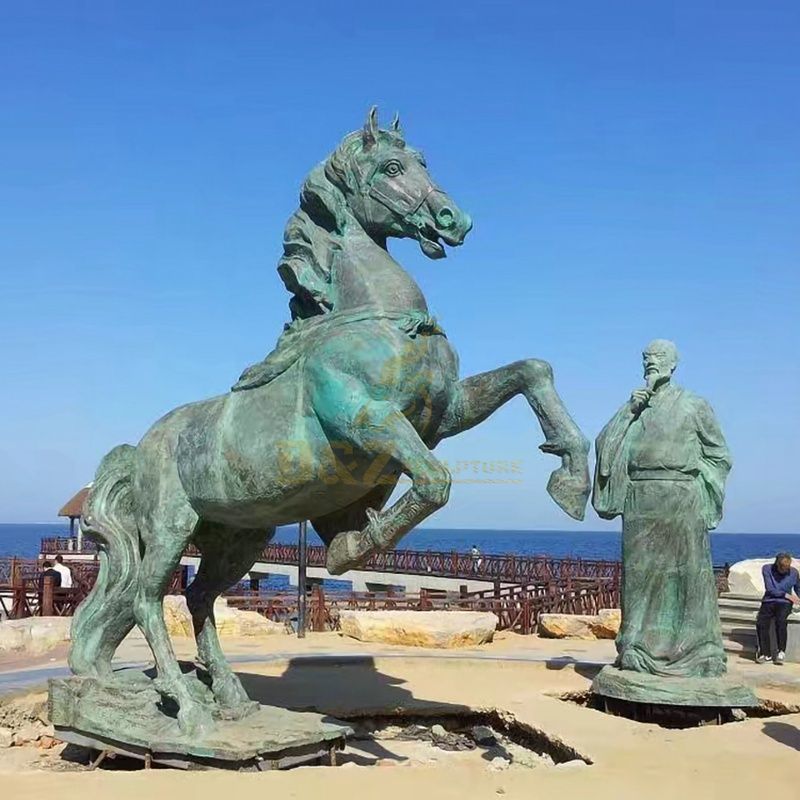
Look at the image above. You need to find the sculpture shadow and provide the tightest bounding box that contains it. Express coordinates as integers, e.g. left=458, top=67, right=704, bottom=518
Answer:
left=762, top=721, right=800, bottom=752
left=543, top=655, right=604, bottom=681
left=237, top=655, right=470, bottom=717
left=237, top=655, right=472, bottom=766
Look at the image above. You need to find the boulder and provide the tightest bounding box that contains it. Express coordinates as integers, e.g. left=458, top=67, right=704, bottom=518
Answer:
left=162, top=596, right=194, bottom=638
left=727, top=559, right=773, bottom=596
left=214, top=601, right=286, bottom=637
left=0, top=617, right=71, bottom=657
left=162, top=596, right=285, bottom=638
left=0, top=727, right=12, bottom=748
left=538, top=614, right=597, bottom=640
left=538, top=609, right=621, bottom=640
left=592, top=608, right=621, bottom=639
left=338, top=610, right=497, bottom=648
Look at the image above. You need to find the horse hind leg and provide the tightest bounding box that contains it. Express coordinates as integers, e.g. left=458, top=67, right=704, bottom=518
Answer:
left=134, top=513, right=211, bottom=734
left=185, top=522, right=273, bottom=714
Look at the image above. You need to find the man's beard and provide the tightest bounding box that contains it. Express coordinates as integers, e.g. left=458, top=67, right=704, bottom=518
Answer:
left=644, top=368, right=670, bottom=391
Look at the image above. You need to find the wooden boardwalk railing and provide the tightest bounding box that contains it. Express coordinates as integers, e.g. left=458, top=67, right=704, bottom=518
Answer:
left=41, top=536, right=624, bottom=585
left=13, top=541, right=730, bottom=631
left=225, top=580, right=621, bottom=635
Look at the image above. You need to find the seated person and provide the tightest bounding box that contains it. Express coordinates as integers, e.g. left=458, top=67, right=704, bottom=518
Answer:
left=756, top=552, right=800, bottom=665
left=38, top=560, right=62, bottom=592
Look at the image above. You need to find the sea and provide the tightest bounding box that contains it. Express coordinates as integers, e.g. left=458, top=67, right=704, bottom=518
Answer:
left=4, top=522, right=799, bottom=594
left=3, top=523, right=799, bottom=565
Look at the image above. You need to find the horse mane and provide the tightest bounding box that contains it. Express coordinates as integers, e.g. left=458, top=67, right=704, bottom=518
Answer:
left=277, top=125, right=405, bottom=320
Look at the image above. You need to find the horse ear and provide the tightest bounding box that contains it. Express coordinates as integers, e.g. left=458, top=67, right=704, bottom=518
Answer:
left=363, top=106, right=379, bottom=149
left=392, top=111, right=403, bottom=139
left=391, top=112, right=403, bottom=137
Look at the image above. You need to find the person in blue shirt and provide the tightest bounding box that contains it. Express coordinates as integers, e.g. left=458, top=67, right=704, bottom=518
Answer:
left=756, top=553, right=800, bottom=664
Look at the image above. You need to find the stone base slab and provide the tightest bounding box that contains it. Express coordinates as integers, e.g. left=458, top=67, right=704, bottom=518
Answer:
left=591, top=665, right=758, bottom=708
left=49, top=672, right=352, bottom=769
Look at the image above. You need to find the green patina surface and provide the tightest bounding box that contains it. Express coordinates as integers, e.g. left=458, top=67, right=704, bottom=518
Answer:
left=49, top=672, right=353, bottom=764
left=64, top=109, right=590, bottom=738
left=592, top=340, right=755, bottom=706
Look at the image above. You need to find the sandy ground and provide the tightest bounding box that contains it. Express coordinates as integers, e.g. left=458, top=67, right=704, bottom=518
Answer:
left=2, top=631, right=798, bottom=799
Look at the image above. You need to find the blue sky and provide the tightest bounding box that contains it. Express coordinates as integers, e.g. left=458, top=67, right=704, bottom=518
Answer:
left=1, top=2, right=797, bottom=532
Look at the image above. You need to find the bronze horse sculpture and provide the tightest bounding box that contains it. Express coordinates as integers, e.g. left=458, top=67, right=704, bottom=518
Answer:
left=71, top=108, right=590, bottom=733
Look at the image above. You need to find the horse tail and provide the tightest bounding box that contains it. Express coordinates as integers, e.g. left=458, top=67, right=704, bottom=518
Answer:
left=69, top=444, right=140, bottom=677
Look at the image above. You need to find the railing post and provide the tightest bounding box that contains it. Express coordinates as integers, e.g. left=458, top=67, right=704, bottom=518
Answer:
left=522, top=597, right=531, bottom=635
left=11, top=558, right=25, bottom=619
left=42, top=575, right=55, bottom=617
left=297, top=520, right=308, bottom=638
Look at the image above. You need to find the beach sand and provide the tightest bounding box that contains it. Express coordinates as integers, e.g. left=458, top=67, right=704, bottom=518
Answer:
left=1, top=631, right=797, bottom=798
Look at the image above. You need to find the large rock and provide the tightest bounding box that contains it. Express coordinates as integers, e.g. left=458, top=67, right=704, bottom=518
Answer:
left=163, top=595, right=194, bottom=638
left=538, top=614, right=597, bottom=640
left=162, top=596, right=286, bottom=638
left=339, top=610, right=497, bottom=648
left=728, top=559, right=772, bottom=596
left=592, top=608, right=621, bottom=639
left=0, top=617, right=71, bottom=657
left=538, top=609, right=620, bottom=640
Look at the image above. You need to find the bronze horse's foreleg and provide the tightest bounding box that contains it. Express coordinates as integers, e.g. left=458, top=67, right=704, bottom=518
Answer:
left=318, top=394, right=451, bottom=575
left=434, top=359, right=590, bottom=520
left=185, top=523, right=272, bottom=715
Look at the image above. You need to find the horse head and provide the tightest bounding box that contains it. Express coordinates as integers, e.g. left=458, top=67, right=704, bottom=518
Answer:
left=327, top=107, right=473, bottom=259
left=279, top=108, right=473, bottom=320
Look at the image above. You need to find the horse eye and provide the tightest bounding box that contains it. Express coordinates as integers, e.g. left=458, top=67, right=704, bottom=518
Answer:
left=383, top=160, right=402, bottom=177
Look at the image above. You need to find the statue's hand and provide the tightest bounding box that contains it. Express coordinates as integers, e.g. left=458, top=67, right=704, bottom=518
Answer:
left=630, top=389, right=651, bottom=410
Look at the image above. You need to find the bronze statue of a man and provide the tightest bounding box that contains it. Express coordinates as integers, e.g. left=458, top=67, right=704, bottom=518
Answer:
left=593, top=340, right=731, bottom=679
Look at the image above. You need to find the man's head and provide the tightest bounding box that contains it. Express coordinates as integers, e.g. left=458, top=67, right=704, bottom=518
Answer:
left=42, top=561, right=52, bottom=569
left=775, top=552, right=792, bottom=574
left=55, top=555, right=64, bottom=564
left=642, top=339, right=679, bottom=389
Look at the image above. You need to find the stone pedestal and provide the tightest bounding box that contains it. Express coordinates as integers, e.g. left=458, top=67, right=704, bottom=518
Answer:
left=591, top=665, right=758, bottom=708
left=49, top=671, right=352, bottom=770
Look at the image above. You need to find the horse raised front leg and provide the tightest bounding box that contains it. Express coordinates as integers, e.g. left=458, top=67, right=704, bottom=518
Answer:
left=319, top=398, right=451, bottom=575
left=434, top=359, right=590, bottom=520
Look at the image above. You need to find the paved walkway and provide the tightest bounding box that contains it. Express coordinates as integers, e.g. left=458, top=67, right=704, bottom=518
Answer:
left=3, top=630, right=799, bottom=698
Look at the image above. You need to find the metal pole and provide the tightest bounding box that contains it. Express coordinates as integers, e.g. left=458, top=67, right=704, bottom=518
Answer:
left=297, top=520, right=307, bottom=638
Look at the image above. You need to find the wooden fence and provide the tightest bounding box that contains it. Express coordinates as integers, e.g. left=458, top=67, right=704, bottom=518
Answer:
left=225, top=579, right=621, bottom=636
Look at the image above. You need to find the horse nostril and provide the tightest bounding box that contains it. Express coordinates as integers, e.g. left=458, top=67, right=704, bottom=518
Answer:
left=436, top=207, right=455, bottom=229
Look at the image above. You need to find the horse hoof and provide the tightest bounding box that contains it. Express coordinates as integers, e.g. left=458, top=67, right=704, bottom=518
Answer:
left=176, top=700, right=214, bottom=735
left=326, top=530, right=372, bottom=574
left=216, top=699, right=259, bottom=721
left=546, top=467, right=590, bottom=521
left=212, top=673, right=253, bottom=712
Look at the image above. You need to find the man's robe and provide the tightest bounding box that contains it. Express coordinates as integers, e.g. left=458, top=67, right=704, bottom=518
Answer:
left=593, top=383, right=732, bottom=678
